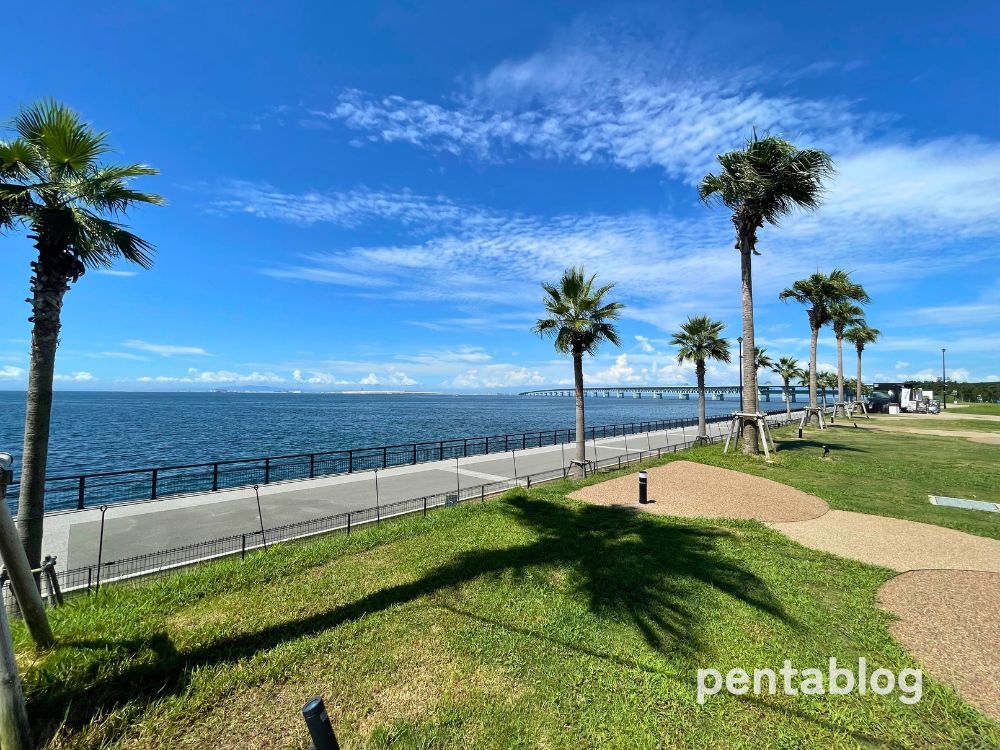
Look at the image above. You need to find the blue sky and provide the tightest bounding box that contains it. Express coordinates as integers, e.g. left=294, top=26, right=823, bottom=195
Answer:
left=2, top=1, right=998, bottom=391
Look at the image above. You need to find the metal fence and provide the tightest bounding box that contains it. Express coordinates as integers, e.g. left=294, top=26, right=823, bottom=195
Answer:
left=28, top=408, right=803, bottom=603
left=11, top=414, right=740, bottom=513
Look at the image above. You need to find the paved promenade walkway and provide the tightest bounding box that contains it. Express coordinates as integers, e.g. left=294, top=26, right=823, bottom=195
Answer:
left=45, top=418, right=736, bottom=572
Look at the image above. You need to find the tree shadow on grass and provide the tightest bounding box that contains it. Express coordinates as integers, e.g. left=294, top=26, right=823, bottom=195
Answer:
left=33, top=494, right=791, bottom=743
left=776, top=438, right=867, bottom=454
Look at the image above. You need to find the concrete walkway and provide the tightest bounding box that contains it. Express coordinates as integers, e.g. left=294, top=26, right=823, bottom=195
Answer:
left=45, top=418, right=737, bottom=572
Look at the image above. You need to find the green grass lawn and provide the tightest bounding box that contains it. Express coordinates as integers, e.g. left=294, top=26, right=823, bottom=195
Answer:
left=17, top=428, right=1000, bottom=748
left=683, top=423, right=1000, bottom=540
left=948, top=403, right=1000, bottom=416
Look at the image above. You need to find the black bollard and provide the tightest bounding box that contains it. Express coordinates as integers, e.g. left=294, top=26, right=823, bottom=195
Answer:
left=638, top=470, right=648, bottom=504
left=302, top=696, right=340, bottom=750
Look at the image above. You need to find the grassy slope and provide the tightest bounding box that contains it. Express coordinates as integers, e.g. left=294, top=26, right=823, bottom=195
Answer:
left=19, top=485, right=999, bottom=750
left=682, top=424, right=1000, bottom=540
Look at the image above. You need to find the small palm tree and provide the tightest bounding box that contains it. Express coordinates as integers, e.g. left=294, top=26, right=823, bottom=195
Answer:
left=670, top=317, right=731, bottom=442
left=844, top=325, right=881, bottom=405
left=699, top=133, right=833, bottom=453
left=771, top=356, right=805, bottom=421
left=779, top=270, right=869, bottom=411
left=1, top=101, right=162, bottom=582
left=753, top=346, right=775, bottom=377
left=817, top=371, right=839, bottom=405
left=534, top=267, right=623, bottom=477
left=829, top=301, right=866, bottom=404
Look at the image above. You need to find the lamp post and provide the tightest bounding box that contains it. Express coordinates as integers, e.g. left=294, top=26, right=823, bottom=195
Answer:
left=737, top=336, right=744, bottom=412
left=941, top=348, right=947, bottom=411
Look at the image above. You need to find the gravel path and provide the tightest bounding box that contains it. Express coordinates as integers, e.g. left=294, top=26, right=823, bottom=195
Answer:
left=571, top=459, right=1000, bottom=720
left=878, top=570, right=1000, bottom=721
left=568, top=460, right=829, bottom=522
left=770, top=510, right=1000, bottom=573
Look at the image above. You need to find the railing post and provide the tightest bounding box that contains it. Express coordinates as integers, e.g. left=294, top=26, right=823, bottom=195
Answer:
left=309, top=454, right=315, bottom=479
left=481, top=484, right=485, bottom=503
left=241, top=534, right=246, bottom=560
left=522, top=434, right=526, bottom=450
left=347, top=512, right=351, bottom=535
left=150, top=469, right=158, bottom=500
left=348, top=450, right=353, bottom=473
left=212, top=463, right=219, bottom=491
left=463, top=439, right=468, bottom=458
left=77, top=476, right=86, bottom=510
left=412, top=444, right=417, bottom=464
left=264, top=458, right=271, bottom=484
left=383, top=446, right=388, bottom=468
left=438, top=442, right=443, bottom=461
left=423, top=497, right=427, bottom=517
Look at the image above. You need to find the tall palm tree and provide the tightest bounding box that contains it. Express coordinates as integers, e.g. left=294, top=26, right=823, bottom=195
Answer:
left=1, top=101, right=162, bottom=577
left=753, top=346, right=775, bottom=377
left=829, top=301, right=866, bottom=404
left=699, top=133, right=833, bottom=453
left=844, top=325, right=881, bottom=405
left=771, top=356, right=805, bottom=421
left=670, top=317, right=731, bottom=442
left=534, top=267, right=623, bottom=478
left=779, top=270, right=869, bottom=412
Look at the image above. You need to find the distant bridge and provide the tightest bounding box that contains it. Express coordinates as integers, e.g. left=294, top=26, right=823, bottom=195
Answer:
left=518, top=385, right=842, bottom=402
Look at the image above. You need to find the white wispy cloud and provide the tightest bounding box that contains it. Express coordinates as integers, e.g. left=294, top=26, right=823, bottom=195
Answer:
left=54, top=371, right=95, bottom=382
left=124, top=340, right=211, bottom=357
left=95, top=269, right=139, bottom=278
left=0, top=365, right=25, bottom=380
left=450, top=365, right=545, bottom=389
left=137, top=368, right=284, bottom=384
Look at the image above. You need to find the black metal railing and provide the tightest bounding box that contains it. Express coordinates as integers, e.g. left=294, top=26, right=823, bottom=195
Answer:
left=10, top=413, right=754, bottom=513
left=5, top=408, right=807, bottom=603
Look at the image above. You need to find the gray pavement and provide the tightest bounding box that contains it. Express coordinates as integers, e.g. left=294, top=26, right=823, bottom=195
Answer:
left=46, top=417, right=745, bottom=573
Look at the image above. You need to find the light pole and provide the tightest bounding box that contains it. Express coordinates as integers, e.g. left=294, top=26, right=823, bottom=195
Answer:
left=941, top=348, right=947, bottom=411
left=737, top=336, right=744, bottom=412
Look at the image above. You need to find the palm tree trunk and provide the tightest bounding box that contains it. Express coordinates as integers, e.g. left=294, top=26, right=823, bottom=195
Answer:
left=784, top=376, right=791, bottom=421
left=572, top=350, right=586, bottom=478
left=808, top=325, right=819, bottom=410
left=696, top=359, right=706, bottom=440
left=17, top=256, right=69, bottom=574
left=836, top=334, right=845, bottom=403
left=856, top=346, right=864, bottom=405
left=12, top=251, right=65, bottom=647
left=738, top=244, right=759, bottom=454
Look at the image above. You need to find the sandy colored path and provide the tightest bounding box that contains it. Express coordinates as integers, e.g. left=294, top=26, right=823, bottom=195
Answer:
left=568, top=460, right=829, bottom=523
left=878, top=571, right=1000, bottom=721
left=859, top=423, right=1000, bottom=446
left=770, top=510, right=1000, bottom=573
left=571, top=460, right=1000, bottom=720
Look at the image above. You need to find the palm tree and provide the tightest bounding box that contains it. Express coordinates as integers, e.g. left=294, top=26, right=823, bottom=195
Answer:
left=699, top=133, right=833, bottom=453
left=779, top=270, right=870, bottom=412
left=844, top=325, right=881, bottom=405
left=670, top=317, right=731, bottom=442
left=817, top=371, right=839, bottom=405
left=753, top=346, right=775, bottom=378
left=534, top=267, right=623, bottom=477
left=771, top=356, right=805, bottom=421
left=1, top=101, right=162, bottom=579
left=829, top=301, right=866, bottom=404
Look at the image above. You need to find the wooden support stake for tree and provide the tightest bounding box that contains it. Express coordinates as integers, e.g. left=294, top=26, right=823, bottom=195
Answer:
left=0, top=454, right=53, bottom=648
left=0, top=455, right=34, bottom=750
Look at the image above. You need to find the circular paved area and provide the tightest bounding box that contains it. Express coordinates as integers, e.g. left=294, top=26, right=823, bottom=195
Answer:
left=568, top=460, right=829, bottom=523
left=878, top=570, right=1000, bottom=721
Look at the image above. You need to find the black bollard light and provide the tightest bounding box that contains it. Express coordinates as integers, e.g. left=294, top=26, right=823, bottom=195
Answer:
left=638, top=470, right=648, bottom=504
left=302, top=696, right=340, bottom=750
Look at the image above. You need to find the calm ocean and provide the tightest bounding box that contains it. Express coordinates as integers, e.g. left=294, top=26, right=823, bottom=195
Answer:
left=0, top=391, right=740, bottom=477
